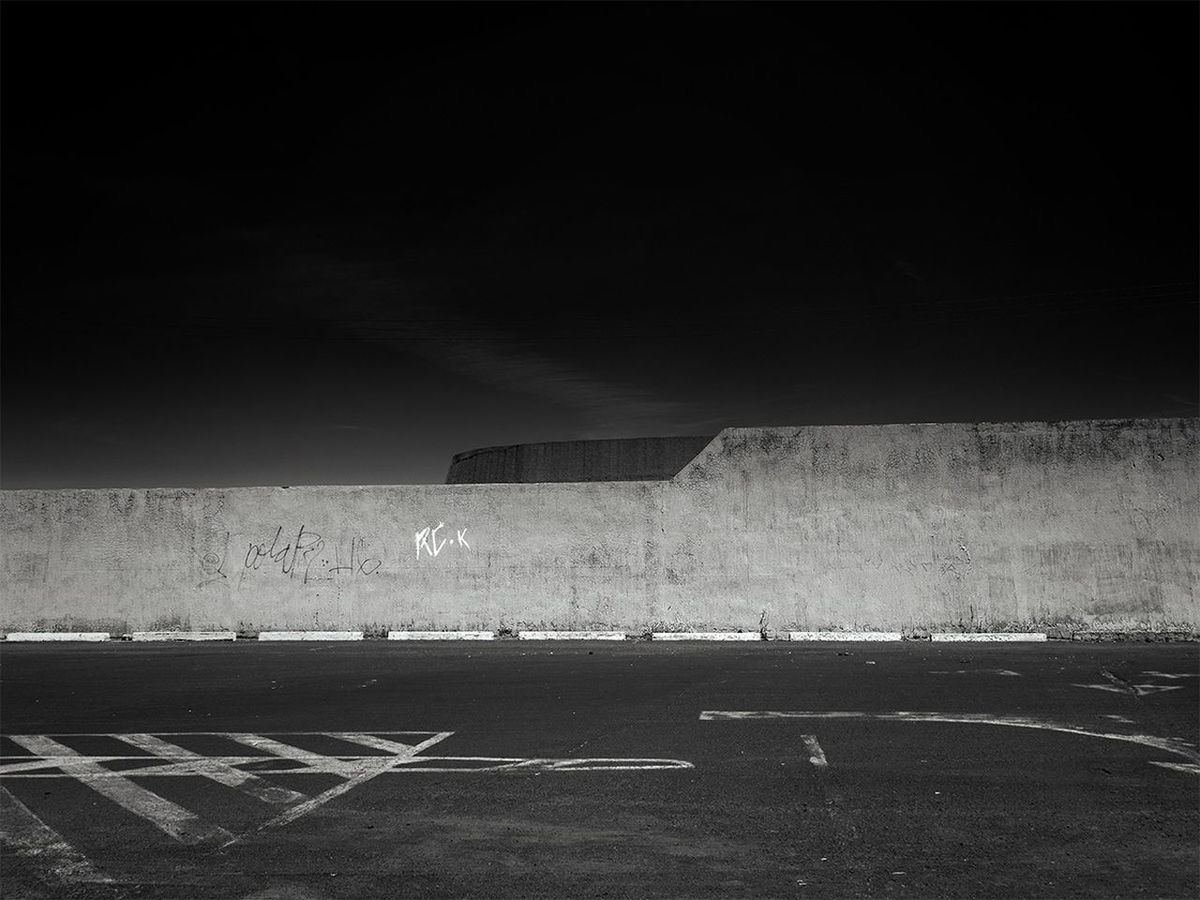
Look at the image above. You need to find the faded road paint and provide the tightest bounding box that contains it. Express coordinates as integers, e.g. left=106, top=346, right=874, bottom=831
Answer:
left=116, top=733, right=306, bottom=805
left=7, top=734, right=234, bottom=845
left=800, top=735, right=858, bottom=844
left=2, top=730, right=696, bottom=857
left=0, top=786, right=113, bottom=885
left=699, top=711, right=1200, bottom=770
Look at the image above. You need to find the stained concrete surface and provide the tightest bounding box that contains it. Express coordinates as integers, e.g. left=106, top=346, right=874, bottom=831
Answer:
left=1, top=642, right=1197, bottom=898
left=3, top=420, right=1197, bottom=633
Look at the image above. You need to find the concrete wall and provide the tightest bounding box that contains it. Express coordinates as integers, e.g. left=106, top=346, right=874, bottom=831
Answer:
left=659, top=419, right=1198, bottom=630
left=2, top=419, right=1196, bottom=632
left=0, top=481, right=663, bottom=633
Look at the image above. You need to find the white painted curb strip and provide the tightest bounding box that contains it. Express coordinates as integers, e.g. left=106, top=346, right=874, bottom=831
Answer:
left=931, top=633, right=1047, bottom=642
left=131, top=632, right=236, bottom=642
left=517, top=631, right=626, bottom=640
left=652, top=632, right=761, bottom=641
left=388, top=631, right=495, bottom=641
left=789, top=632, right=903, bottom=641
left=4, top=632, right=111, bottom=642
left=258, top=631, right=363, bottom=641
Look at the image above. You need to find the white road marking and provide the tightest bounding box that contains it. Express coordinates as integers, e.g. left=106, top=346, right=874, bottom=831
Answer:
left=1148, top=762, right=1200, bottom=775
left=0, top=758, right=310, bottom=778
left=0, top=786, right=112, bottom=884
left=931, top=669, right=1022, bottom=676
left=3, top=632, right=111, bottom=642
left=388, top=631, right=495, bottom=640
left=542, top=758, right=692, bottom=771
left=0, top=754, right=696, bottom=776
left=1141, top=671, right=1200, bottom=680
left=115, top=734, right=307, bottom=805
left=239, top=757, right=402, bottom=843
left=789, top=632, right=902, bottom=641
left=2, top=731, right=697, bottom=853
left=334, top=733, right=439, bottom=755
left=699, top=711, right=1200, bottom=768
left=224, top=734, right=335, bottom=757
left=799, top=735, right=858, bottom=844
left=0, top=732, right=459, bottom=780
left=651, top=632, right=761, bottom=641
left=6, top=735, right=233, bottom=845
left=389, top=757, right=695, bottom=772
left=223, top=734, right=690, bottom=846
left=223, top=734, right=361, bottom=777
left=225, top=732, right=455, bottom=846
left=1072, top=683, right=1183, bottom=697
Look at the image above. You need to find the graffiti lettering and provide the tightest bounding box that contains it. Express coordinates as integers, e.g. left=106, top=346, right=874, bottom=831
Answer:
left=243, top=526, right=381, bottom=584
left=244, top=525, right=324, bottom=584
left=415, top=523, right=471, bottom=559
left=414, top=527, right=432, bottom=558
left=328, top=537, right=383, bottom=576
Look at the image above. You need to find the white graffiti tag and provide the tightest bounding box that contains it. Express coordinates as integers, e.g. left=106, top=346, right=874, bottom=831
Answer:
left=414, top=524, right=469, bottom=559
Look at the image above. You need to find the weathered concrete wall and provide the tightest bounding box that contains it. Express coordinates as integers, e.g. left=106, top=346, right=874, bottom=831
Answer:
left=2, top=419, right=1196, bottom=632
left=660, top=419, right=1198, bottom=631
left=0, top=482, right=664, bottom=633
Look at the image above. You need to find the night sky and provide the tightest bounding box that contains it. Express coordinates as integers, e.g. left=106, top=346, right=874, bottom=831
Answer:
left=3, top=2, right=1196, bottom=488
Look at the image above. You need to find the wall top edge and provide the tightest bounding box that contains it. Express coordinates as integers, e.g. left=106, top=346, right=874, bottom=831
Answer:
left=714, top=416, right=1198, bottom=430
left=449, top=417, right=1197, bottom=462
left=0, top=480, right=672, bottom=494
left=3, top=418, right=1193, bottom=494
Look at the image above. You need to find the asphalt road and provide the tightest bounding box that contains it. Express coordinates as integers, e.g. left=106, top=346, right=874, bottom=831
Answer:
left=1, top=641, right=1197, bottom=899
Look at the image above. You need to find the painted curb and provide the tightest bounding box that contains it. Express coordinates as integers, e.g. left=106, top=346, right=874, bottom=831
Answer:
left=388, top=631, right=495, bottom=641
left=3, top=632, right=111, bottom=642
left=1070, top=630, right=1198, bottom=642
left=652, top=632, right=762, bottom=641
left=131, top=632, right=236, bottom=642
left=517, top=631, right=626, bottom=640
left=930, top=632, right=1048, bottom=642
left=258, top=631, right=363, bottom=641
left=788, top=632, right=903, bottom=641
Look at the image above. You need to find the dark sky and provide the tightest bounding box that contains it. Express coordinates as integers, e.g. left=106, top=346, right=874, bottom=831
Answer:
left=3, top=2, right=1197, bottom=488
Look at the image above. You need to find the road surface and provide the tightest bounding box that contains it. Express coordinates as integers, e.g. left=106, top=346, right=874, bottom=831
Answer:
left=2, top=641, right=1197, bottom=898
